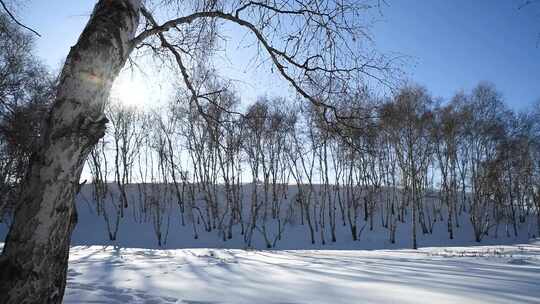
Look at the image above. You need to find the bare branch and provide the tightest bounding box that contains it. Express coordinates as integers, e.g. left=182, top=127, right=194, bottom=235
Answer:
left=0, top=0, right=40, bottom=37
left=140, top=7, right=244, bottom=125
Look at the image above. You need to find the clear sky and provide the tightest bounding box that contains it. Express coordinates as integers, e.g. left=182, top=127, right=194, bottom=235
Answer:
left=372, top=0, right=540, bottom=111
left=18, top=0, right=540, bottom=111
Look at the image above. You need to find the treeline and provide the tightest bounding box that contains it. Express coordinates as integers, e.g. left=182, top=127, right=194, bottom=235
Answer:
left=0, top=13, right=54, bottom=221
left=84, top=80, right=540, bottom=249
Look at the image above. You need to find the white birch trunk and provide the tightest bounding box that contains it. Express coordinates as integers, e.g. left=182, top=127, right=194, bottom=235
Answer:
left=0, top=1, right=141, bottom=303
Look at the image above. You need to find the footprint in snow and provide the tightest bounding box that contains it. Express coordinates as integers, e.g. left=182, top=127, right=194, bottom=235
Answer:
left=507, top=258, right=533, bottom=265
left=67, top=269, right=82, bottom=277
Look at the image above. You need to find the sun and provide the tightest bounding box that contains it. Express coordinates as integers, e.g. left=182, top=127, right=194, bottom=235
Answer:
left=111, top=72, right=151, bottom=107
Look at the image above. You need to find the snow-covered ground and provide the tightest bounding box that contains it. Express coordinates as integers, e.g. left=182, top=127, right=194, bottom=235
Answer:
left=2, top=184, right=537, bottom=250
left=59, top=242, right=540, bottom=304
left=3, top=184, right=534, bottom=250
left=1, top=184, right=539, bottom=303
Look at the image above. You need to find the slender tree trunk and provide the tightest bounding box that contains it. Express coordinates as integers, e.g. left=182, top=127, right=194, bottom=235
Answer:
left=412, top=188, right=418, bottom=249
left=0, top=1, right=141, bottom=303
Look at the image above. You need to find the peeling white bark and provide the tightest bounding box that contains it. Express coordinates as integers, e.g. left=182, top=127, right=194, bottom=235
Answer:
left=0, top=1, right=141, bottom=303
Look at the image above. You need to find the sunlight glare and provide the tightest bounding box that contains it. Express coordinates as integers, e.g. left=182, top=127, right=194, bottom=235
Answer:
left=111, top=73, right=151, bottom=107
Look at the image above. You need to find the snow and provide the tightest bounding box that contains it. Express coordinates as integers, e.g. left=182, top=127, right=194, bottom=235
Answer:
left=2, top=184, right=535, bottom=251
left=1, top=184, right=531, bottom=250
left=59, top=242, right=540, bottom=303
left=1, top=184, right=539, bottom=303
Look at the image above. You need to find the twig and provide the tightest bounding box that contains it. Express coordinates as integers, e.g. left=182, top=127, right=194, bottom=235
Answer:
left=0, top=0, right=41, bottom=37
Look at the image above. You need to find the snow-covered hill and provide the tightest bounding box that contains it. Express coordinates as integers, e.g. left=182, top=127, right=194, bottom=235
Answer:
left=1, top=184, right=537, bottom=250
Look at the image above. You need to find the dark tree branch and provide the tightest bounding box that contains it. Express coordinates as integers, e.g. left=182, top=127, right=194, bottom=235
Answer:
left=133, top=6, right=383, bottom=128
left=140, top=7, right=244, bottom=126
left=0, top=0, right=41, bottom=37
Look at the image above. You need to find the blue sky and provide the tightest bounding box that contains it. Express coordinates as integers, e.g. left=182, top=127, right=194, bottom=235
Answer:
left=372, top=0, right=540, bottom=110
left=19, top=0, right=540, bottom=111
